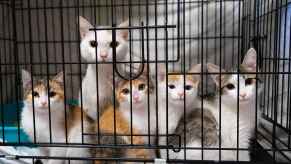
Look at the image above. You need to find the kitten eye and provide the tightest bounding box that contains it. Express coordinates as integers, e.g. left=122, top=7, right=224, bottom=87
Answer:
left=122, top=88, right=129, bottom=95
left=90, top=41, right=98, bottom=47
left=185, top=85, right=193, bottom=90
left=245, top=78, right=253, bottom=85
left=110, top=41, right=119, bottom=48
left=48, top=91, right=56, bottom=97
left=226, top=84, right=235, bottom=90
left=32, top=91, right=39, bottom=97
left=168, top=84, right=175, bottom=89
left=138, top=84, right=146, bottom=91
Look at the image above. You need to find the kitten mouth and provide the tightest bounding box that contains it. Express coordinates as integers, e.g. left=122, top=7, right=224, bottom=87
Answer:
left=239, top=98, right=249, bottom=102
left=174, top=98, right=184, bottom=101
left=134, top=100, right=142, bottom=104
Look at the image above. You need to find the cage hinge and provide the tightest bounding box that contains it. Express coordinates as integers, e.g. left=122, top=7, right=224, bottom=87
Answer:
left=154, top=158, right=167, bottom=164
left=5, top=155, right=18, bottom=160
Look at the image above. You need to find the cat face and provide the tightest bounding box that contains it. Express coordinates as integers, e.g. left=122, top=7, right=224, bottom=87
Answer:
left=208, top=48, right=262, bottom=105
left=22, top=70, right=65, bottom=112
left=115, top=65, right=154, bottom=108
left=158, top=64, right=201, bottom=107
left=220, top=74, right=258, bottom=103
left=79, top=16, right=129, bottom=62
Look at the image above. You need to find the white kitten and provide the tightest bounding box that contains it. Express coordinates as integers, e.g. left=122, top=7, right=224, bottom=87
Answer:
left=79, top=16, right=129, bottom=120
left=205, top=48, right=262, bottom=161
left=157, top=64, right=201, bottom=159
left=21, top=70, right=93, bottom=164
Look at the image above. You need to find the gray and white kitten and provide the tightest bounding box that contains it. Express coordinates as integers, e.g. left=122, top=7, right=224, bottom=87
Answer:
left=168, top=108, right=218, bottom=160
left=79, top=16, right=129, bottom=120
left=205, top=48, right=263, bottom=161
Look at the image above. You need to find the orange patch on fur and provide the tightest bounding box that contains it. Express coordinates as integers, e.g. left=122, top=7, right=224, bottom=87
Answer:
left=24, top=80, right=65, bottom=104
left=95, top=105, right=152, bottom=162
left=168, top=74, right=199, bottom=85
left=67, top=105, right=93, bottom=134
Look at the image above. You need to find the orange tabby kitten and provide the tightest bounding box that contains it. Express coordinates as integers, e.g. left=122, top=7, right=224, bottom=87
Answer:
left=94, top=64, right=155, bottom=164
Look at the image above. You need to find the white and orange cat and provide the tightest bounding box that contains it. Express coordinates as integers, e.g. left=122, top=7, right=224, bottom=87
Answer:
left=94, top=64, right=156, bottom=163
left=79, top=16, right=129, bottom=120
left=204, top=48, right=262, bottom=161
left=157, top=64, right=202, bottom=158
left=21, top=70, right=94, bottom=164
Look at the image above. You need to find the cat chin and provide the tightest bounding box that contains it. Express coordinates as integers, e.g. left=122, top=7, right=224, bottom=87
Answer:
left=171, top=98, right=185, bottom=102
left=121, top=101, right=147, bottom=109
left=239, top=98, right=250, bottom=102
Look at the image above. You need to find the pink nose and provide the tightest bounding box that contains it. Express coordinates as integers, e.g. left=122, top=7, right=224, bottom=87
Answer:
left=178, top=93, right=184, bottom=97
left=100, top=53, right=108, bottom=59
left=133, top=95, right=139, bottom=101
left=41, top=102, right=47, bottom=106
left=240, top=93, right=247, bottom=98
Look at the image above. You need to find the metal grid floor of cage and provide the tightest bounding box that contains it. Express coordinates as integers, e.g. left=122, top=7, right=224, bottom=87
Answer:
left=0, top=0, right=291, bottom=163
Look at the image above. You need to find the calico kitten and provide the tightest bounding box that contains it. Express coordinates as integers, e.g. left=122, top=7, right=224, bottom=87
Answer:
left=206, top=48, right=262, bottom=161
left=94, top=64, right=156, bottom=163
left=79, top=16, right=129, bottom=120
left=21, top=70, right=94, bottom=164
left=157, top=64, right=202, bottom=159
left=168, top=108, right=218, bottom=160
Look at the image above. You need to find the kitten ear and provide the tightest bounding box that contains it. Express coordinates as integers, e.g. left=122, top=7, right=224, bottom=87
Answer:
left=188, top=64, right=201, bottom=83
left=109, top=75, right=124, bottom=90
left=21, top=69, right=32, bottom=89
left=117, top=20, right=129, bottom=40
left=53, top=72, right=64, bottom=84
left=207, top=63, right=226, bottom=86
left=157, top=63, right=166, bottom=81
left=79, top=16, right=93, bottom=39
left=242, top=48, right=257, bottom=72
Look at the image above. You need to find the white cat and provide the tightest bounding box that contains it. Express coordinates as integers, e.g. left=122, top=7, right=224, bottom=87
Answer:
left=203, top=48, right=263, bottom=161
left=79, top=16, right=129, bottom=120
left=157, top=64, right=202, bottom=159
left=21, top=70, right=93, bottom=164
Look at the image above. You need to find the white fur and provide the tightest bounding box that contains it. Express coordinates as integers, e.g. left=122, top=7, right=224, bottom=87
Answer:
left=79, top=17, right=129, bottom=120
left=22, top=100, right=67, bottom=164
left=22, top=101, right=93, bottom=164
left=168, top=140, right=220, bottom=160
left=66, top=117, right=93, bottom=164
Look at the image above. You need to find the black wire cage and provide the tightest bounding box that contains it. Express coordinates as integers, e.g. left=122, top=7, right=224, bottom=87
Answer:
left=0, top=0, right=291, bottom=163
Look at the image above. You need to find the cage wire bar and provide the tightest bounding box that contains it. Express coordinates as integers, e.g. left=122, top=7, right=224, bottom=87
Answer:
left=0, top=0, right=290, bottom=163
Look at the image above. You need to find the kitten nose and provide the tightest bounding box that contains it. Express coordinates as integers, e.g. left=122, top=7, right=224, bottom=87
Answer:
left=100, top=52, right=108, bottom=59
left=41, top=101, right=47, bottom=106
left=240, top=93, right=247, bottom=98
left=133, top=95, right=139, bottom=101
left=178, top=92, right=184, bottom=97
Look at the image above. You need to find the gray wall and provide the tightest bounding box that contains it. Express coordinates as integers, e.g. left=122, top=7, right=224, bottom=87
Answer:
left=0, top=2, right=16, bottom=104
